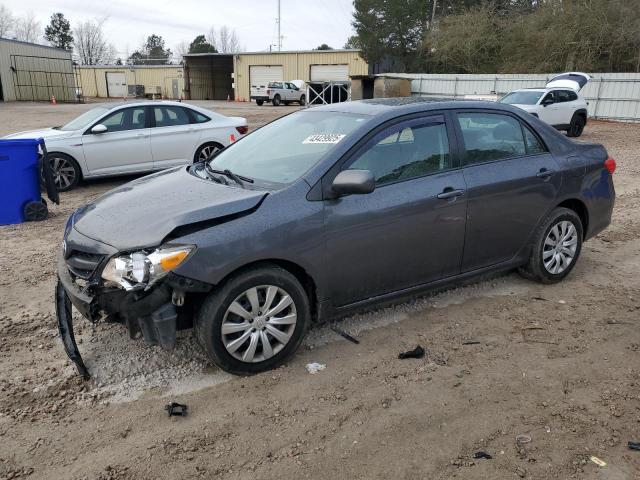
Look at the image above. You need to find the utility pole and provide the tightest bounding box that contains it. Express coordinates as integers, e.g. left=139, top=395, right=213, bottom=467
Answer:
left=277, top=0, right=282, bottom=51
left=430, top=0, right=437, bottom=29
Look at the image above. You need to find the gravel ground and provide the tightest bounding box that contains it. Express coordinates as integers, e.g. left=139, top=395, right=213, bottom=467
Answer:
left=0, top=101, right=638, bottom=480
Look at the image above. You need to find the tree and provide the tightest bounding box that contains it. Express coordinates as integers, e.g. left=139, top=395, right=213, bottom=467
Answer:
left=351, top=0, right=429, bottom=72
left=207, top=25, right=242, bottom=53
left=188, top=34, right=217, bottom=54
left=14, top=11, right=40, bottom=43
left=0, top=4, right=14, bottom=38
left=44, top=13, right=73, bottom=50
left=343, top=36, right=360, bottom=49
left=75, top=19, right=116, bottom=65
left=314, top=43, right=333, bottom=50
left=128, top=34, right=172, bottom=65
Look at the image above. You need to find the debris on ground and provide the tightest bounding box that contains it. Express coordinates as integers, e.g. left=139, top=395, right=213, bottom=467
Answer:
left=330, top=325, right=360, bottom=344
left=589, top=456, right=607, bottom=467
left=164, top=402, right=188, bottom=417
left=515, top=434, right=532, bottom=445
left=473, top=451, right=492, bottom=459
left=628, top=441, right=640, bottom=451
left=306, top=363, right=326, bottom=374
left=398, top=345, right=426, bottom=359
left=462, top=341, right=481, bottom=345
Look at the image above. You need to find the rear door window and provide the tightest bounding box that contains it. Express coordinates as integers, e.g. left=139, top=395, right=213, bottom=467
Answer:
left=154, top=106, right=191, bottom=127
left=456, top=112, right=527, bottom=164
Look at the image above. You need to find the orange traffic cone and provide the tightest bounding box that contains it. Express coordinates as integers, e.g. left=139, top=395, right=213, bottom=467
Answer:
left=50, top=95, right=57, bottom=105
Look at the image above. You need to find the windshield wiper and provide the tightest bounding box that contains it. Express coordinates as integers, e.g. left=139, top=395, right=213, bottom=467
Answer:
left=207, top=167, right=254, bottom=186
left=202, top=163, right=228, bottom=185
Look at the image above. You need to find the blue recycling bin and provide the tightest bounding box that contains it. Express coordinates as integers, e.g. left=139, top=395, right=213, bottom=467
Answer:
left=0, top=138, right=45, bottom=225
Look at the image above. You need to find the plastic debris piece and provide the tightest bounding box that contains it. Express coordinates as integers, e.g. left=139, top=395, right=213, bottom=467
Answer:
left=306, top=362, right=326, bottom=374
left=164, top=402, right=188, bottom=417
left=462, top=341, right=481, bottom=345
left=398, top=345, right=425, bottom=360
left=473, top=451, right=492, bottom=460
left=589, top=456, right=606, bottom=467
left=330, top=325, right=359, bottom=344
left=515, top=434, right=532, bottom=445
left=628, top=441, right=640, bottom=451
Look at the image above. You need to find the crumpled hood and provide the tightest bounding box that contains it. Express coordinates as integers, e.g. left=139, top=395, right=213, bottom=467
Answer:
left=3, top=128, right=76, bottom=140
left=73, top=167, right=268, bottom=251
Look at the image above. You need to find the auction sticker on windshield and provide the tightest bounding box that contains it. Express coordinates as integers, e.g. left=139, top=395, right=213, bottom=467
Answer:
left=303, top=134, right=346, bottom=144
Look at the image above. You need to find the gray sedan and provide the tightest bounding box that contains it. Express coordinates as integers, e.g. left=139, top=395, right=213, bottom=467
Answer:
left=56, top=98, right=616, bottom=376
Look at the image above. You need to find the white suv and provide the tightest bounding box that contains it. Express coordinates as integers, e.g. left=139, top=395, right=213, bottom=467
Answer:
left=499, top=73, right=590, bottom=137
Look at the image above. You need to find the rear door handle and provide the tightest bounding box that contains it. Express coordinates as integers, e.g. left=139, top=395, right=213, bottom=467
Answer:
left=437, top=188, right=465, bottom=200
left=536, top=168, right=555, bottom=178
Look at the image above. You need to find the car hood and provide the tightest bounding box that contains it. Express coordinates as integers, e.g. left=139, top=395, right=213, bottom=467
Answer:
left=72, top=167, right=268, bottom=251
left=511, top=104, right=537, bottom=112
left=3, top=128, right=76, bottom=140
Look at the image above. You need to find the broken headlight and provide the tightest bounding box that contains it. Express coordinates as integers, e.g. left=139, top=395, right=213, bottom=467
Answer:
left=101, top=245, right=194, bottom=290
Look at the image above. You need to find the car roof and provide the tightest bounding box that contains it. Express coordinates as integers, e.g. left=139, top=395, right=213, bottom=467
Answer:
left=309, top=97, right=524, bottom=117
left=102, top=100, right=195, bottom=110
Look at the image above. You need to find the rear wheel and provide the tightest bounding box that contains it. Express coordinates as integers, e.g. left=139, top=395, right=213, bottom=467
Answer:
left=47, top=153, right=80, bottom=192
left=518, top=207, right=583, bottom=284
left=272, top=94, right=281, bottom=106
left=256, top=99, right=264, bottom=106
left=299, top=94, right=306, bottom=106
left=195, top=265, right=310, bottom=375
left=194, top=142, right=224, bottom=163
left=567, top=114, right=586, bottom=137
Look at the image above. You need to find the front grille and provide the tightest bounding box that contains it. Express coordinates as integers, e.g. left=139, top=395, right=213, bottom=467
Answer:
left=65, top=251, right=105, bottom=279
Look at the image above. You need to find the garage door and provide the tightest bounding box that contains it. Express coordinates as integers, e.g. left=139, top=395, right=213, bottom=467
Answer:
left=310, top=65, right=349, bottom=82
left=106, top=72, right=127, bottom=98
left=250, top=65, right=284, bottom=90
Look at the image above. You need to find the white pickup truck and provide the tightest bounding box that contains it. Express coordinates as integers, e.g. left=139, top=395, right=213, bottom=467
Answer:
left=251, top=81, right=307, bottom=106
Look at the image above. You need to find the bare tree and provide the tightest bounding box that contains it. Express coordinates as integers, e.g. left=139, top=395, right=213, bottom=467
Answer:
left=13, top=11, right=40, bottom=43
left=75, top=19, right=116, bottom=65
left=0, top=4, right=14, bottom=38
left=207, top=25, right=243, bottom=53
left=174, top=40, right=190, bottom=62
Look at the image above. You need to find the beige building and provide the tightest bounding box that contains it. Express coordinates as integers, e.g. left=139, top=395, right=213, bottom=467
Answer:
left=0, top=38, right=75, bottom=102
left=184, top=50, right=369, bottom=101
left=76, top=65, right=185, bottom=99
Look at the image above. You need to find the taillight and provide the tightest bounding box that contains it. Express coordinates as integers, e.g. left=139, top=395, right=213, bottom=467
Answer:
left=236, top=126, right=248, bottom=135
left=604, top=157, right=616, bottom=174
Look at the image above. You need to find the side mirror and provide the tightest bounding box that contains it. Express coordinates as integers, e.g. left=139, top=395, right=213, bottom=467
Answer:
left=332, top=169, right=375, bottom=196
left=91, top=124, right=108, bottom=134
left=542, top=98, right=554, bottom=107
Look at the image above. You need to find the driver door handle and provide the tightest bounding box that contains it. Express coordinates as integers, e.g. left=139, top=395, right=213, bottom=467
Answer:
left=536, top=168, right=555, bottom=178
left=437, top=188, right=465, bottom=200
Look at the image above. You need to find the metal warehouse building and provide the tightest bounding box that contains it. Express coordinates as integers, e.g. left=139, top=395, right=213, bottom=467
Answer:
left=183, top=50, right=369, bottom=101
left=0, top=38, right=76, bottom=102
left=76, top=65, right=185, bottom=99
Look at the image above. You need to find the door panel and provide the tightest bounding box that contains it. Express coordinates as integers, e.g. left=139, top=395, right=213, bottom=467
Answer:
left=323, top=116, right=467, bottom=306
left=82, top=107, right=152, bottom=175
left=455, top=111, right=561, bottom=272
left=150, top=106, right=200, bottom=169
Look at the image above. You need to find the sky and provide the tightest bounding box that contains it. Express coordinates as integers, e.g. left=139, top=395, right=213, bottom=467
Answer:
left=3, top=0, right=356, bottom=57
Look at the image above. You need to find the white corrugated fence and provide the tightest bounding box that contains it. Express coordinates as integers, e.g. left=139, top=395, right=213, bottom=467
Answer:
left=385, top=73, right=640, bottom=122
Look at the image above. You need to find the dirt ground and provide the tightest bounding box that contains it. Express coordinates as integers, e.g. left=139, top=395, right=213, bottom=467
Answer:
left=0, top=100, right=638, bottom=480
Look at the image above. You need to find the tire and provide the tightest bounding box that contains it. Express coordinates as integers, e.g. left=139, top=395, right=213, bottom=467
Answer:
left=47, top=153, right=80, bottom=192
left=272, top=94, right=281, bottom=106
left=299, top=94, right=306, bottom=106
left=195, top=265, right=311, bottom=375
left=518, top=207, right=583, bottom=284
left=194, top=142, right=224, bottom=163
left=256, top=99, right=264, bottom=106
left=567, top=114, right=586, bottom=137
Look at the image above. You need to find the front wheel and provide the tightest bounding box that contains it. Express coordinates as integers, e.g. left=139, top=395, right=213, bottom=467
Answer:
left=195, top=265, right=310, bottom=375
left=299, top=94, right=306, bottom=106
left=47, top=153, right=80, bottom=192
left=567, top=114, right=586, bottom=137
left=518, top=207, right=583, bottom=284
left=272, top=94, right=281, bottom=106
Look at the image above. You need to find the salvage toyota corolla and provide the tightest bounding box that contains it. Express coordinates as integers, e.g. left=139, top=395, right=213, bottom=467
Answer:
left=56, top=98, right=615, bottom=377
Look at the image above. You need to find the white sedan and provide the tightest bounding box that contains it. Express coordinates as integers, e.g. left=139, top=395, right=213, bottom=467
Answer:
left=4, top=101, right=248, bottom=191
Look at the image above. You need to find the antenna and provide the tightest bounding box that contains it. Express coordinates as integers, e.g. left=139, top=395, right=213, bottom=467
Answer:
left=277, top=0, right=282, bottom=51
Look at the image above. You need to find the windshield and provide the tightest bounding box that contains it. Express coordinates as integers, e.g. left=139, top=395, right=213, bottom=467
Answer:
left=499, top=91, right=543, bottom=105
left=209, top=110, right=369, bottom=185
left=60, top=106, right=111, bottom=131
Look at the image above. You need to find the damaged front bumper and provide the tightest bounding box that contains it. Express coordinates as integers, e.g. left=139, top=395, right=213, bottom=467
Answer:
left=56, top=253, right=209, bottom=379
